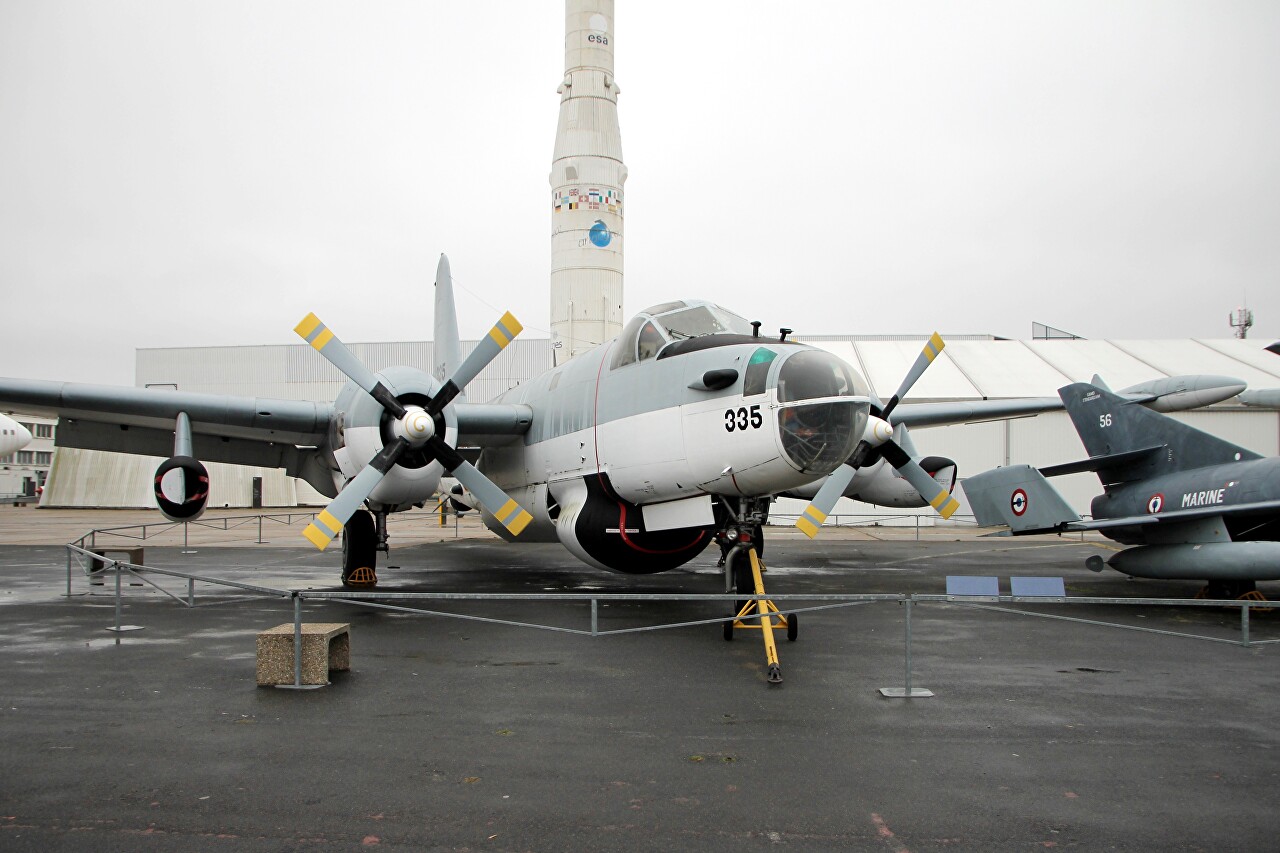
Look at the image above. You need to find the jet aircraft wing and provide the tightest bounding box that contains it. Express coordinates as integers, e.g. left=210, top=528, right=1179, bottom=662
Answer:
left=1069, top=499, right=1280, bottom=533
left=892, top=398, right=1063, bottom=429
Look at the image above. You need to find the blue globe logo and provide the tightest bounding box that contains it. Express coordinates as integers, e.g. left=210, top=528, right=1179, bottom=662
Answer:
left=589, top=220, right=612, bottom=248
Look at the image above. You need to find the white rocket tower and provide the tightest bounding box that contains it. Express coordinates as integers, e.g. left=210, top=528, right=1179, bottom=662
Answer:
left=550, top=0, right=626, bottom=362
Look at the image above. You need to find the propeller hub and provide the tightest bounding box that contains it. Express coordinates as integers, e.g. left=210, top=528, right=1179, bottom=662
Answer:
left=395, top=405, right=436, bottom=445
left=862, top=416, right=894, bottom=447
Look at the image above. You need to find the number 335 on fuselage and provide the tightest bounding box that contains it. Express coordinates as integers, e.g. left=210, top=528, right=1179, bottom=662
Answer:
left=474, top=300, right=872, bottom=573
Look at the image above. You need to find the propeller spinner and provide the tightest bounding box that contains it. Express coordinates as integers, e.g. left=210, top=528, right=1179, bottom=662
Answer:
left=796, top=332, right=959, bottom=537
left=295, top=311, right=532, bottom=550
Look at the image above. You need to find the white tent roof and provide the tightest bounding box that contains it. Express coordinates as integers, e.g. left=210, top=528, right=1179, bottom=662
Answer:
left=806, top=337, right=1280, bottom=401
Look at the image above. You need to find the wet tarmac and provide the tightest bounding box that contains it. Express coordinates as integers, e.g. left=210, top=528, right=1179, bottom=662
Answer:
left=2, top=507, right=1278, bottom=850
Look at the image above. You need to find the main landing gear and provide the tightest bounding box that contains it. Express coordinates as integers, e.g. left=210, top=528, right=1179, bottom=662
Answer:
left=717, top=498, right=795, bottom=685
left=1198, top=579, right=1268, bottom=604
left=341, top=508, right=387, bottom=588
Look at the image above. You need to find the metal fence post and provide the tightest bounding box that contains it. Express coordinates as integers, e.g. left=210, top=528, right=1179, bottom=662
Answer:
left=114, top=563, right=122, bottom=632
left=293, top=594, right=303, bottom=687
left=880, top=595, right=934, bottom=698
left=905, top=597, right=913, bottom=693
left=591, top=598, right=598, bottom=636
left=1241, top=603, right=1251, bottom=648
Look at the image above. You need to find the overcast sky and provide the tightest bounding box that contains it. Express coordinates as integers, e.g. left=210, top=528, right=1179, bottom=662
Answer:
left=2, top=1, right=1278, bottom=386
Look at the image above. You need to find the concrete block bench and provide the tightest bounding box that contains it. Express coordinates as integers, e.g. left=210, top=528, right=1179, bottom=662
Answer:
left=256, top=623, right=351, bottom=686
left=87, top=547, right=145, bottom=584
left=88, top=546, right=144, bottom=570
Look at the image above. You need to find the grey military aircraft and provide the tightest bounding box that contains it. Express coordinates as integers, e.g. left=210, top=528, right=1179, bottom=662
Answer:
left=965, top=380, right=1280, bottom=599
left=0, top=257, right=1246, bottom=594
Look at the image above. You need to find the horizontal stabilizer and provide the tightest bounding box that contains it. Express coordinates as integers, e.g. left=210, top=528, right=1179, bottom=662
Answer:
left=1038, top=445, right=1164, bottom=480
left=962, top=464, right=1081, bottom=534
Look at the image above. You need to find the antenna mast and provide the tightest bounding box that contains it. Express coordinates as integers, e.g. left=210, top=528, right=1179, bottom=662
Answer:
left=1229, top=307, right=1253, bottom=339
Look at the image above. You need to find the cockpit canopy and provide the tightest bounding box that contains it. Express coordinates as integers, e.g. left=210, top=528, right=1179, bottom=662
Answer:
left=610, top=300, right=756, bottom=369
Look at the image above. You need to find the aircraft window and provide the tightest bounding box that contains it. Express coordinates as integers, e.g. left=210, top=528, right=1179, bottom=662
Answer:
left=637, top=321, right=663, bottom=361
left=777, top=350, right=861, bottom=402
left=657, top=306, right=741, bottom=340
left=642, top=300, right=687, bottom=315
left=743, top=348, right=777, bottom=396
left=776, top=350, right=865, bottom=472
left=610, top=315, right=648, bottom=369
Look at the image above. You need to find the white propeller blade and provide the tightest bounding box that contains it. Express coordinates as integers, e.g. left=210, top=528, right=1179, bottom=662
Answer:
left=295, top=313, right=405, bottom=417
left=450, top=461, right=532, bottom=536
left=302, top=439, right=409, bottom=550
left=795, top=464, right=857, bottom=538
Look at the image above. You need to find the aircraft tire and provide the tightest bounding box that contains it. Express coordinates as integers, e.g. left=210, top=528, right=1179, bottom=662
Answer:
left=787, top=613, right=798, bottom=641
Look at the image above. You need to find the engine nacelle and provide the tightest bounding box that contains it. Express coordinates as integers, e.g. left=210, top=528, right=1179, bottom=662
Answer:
left=850, top=455, right=957, bottom=508
left=448, top=483, right=472, bottom=513
left=785, top=456, right=959, bottom=509
left=153, top=455, right=210, bottom=521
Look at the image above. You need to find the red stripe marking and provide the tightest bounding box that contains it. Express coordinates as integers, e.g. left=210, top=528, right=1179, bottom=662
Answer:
left=616, top=500, right=708, bottom=556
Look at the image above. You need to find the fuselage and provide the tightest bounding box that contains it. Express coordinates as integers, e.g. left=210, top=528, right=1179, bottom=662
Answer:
left=0, top=414, right=32, bottom=457
left=1093, top=456, right=1280, bottom=546
left=476, top=301, right=872, bottom=570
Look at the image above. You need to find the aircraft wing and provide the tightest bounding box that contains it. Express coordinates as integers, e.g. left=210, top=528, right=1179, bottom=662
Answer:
left=0, top=378, right=532, bottom=466
left=893, top=398, right=1064, bottom=429
left=1075, top=499, right=1280, bottom=532
left=0, top=378, right=333, bottom=446
left=893, top=377, right=1243, bottom=430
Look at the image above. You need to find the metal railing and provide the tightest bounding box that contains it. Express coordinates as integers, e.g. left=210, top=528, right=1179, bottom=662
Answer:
left=64, top=535, right=1278, bottom=691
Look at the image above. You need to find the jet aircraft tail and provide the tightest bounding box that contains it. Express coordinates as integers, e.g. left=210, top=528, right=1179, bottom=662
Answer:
left=1057, top=382, right=1262, bottom=485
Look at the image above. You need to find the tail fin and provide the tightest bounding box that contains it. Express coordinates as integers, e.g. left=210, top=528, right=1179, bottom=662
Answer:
left=433, top=254, right=463, bottom=396
left=1059, top=383, right=1261, bottom=480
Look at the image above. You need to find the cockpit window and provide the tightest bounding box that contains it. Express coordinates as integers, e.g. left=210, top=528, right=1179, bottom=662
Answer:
left=642, top=300, right=687, bottom=315
left=612, top=300, right=756, bottom=369
left=655, top=305, right=754, bottom=340
left=610, top=315, right=671, bottom=369
left=610, top=315, right=647, bottom=369
left=637, top=321, right=663, bottom=361
left=743, top=347, right=778, bottom=396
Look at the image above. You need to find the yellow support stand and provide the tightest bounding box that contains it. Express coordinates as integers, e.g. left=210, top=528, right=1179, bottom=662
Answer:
left=729, top=548, right=791, bottom=684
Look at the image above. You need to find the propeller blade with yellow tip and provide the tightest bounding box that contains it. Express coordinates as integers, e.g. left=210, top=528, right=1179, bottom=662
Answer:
left=426, top=440, right=532, bottom=537
left=301, top=439, right=409, bottom=550
left=294, top=313, right=406, bottom=418
left=795, top=464, right=857, bottom=539
left=879, top=332, right=946, bottom=420
left=879, top=441, right=961, bottom=519
left=424, top=311, right=525, bottom=415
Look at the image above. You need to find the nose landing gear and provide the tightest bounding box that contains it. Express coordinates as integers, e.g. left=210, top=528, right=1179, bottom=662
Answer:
left=718, top=498, right=795, bottom=685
